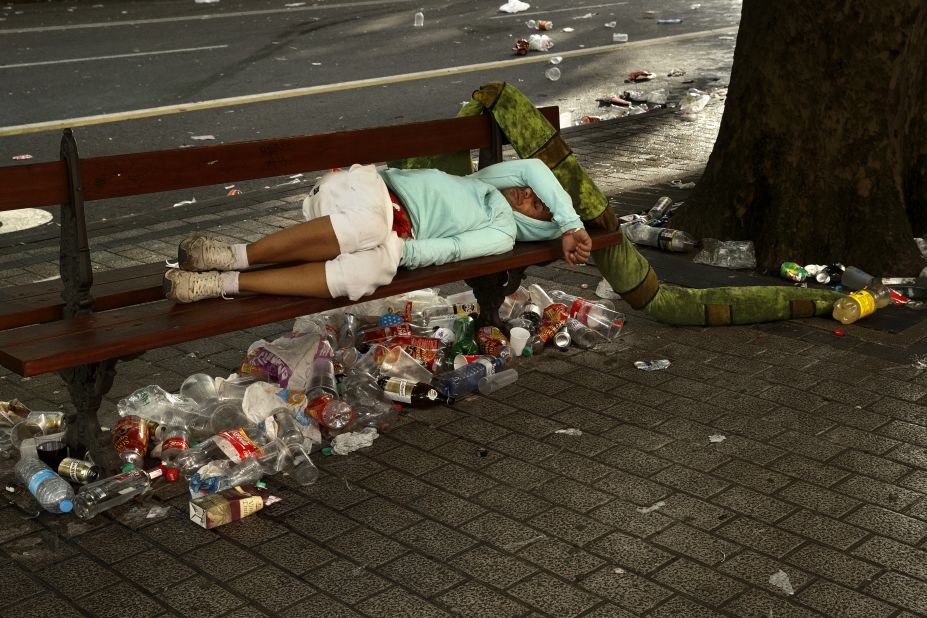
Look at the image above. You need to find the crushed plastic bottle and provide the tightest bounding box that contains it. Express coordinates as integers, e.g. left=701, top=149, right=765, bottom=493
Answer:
left=634, top=360, right=671, bottom=371
left=692, top=239, right=757, bottom=270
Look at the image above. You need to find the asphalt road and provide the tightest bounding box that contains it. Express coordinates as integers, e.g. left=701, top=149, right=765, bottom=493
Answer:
left=0, top=0, right=739, bottom=226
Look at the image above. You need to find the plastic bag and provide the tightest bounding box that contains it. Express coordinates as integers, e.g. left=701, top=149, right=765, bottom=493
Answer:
left=692, top=239, right=757, bottom=270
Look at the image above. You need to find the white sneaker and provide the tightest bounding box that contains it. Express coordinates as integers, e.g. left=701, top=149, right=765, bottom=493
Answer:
left=177, top=235, right=236, bottom=272
left=163, top=269, right=226, bottom=303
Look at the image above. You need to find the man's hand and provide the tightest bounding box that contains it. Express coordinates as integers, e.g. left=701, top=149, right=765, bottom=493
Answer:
left=562, top=228, right=592, bottom=265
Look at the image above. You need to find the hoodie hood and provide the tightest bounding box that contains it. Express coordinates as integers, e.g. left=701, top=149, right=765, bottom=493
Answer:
left=512, top=211, right=561, bottom=241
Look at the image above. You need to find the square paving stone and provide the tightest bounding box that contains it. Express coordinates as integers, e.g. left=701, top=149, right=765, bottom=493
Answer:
left=255, top=532, right=336, bottom=576
left=786, top=542, right=880, bottom=588
left=326, top=526, right=408, bottom=568
left=281, top=592, right=362, bottom=618
left=0, top=591, right=84, bottom=618
left=715, top=460, right=791, bottom=494
left=588, top=499, right=674, bottom=538
left=652, top=439, right=731, bottom=473
left=647, top=595, right=727, bottom=618
left=780, top=510, right=868, bottom=551
left=529, top=506, right=611, bottom=547
left=717, top=550, right=812, bottom=595
left=356, top=586, right=450, bottom=618
left=484, top=457, right=554, bottom=488
left=374, top=444, right=447, bottom=476
left=866, top=571, right=927, bottom=615
left=0, top=562, right=47, bottom=608
left=410, top=486, right=486, bottom=527
left=311, top=559, right=391, bottom=604
left=516, top=538, right=606, bottom=579
left=550, top=408, right=619, bottom=435
left=388, top=421, right=457, bottom=451
left=658, top=492, right=734, bottom=531
left=283, top=502, right=358, bottom=543
left=797, top=580, right=894, bottom=618
left=229, top=565, right=315, bottom=612
left=317, top=453, right=385, bottom=482
left=117, top=547, right=198, bottom=594
left=474, top=484, right=553, bottom=520
left=75, top=580, right=164, bottom=618
left=489, top=433, right=559, bottom=463
left=532, top=475, right=612, bottom=513
left=295, top=476, right=371, bottom=510
left=776, top=480, right=862, bottom=518
left=851, top=535, right=927, bottom=580
left=508, top=572, right=601, bottom=618
left=578, top=566, right=672, bottom=613
left=160, top=576, right=247, bottom=618
left=36, top=554, right=122, bottom=600
left=711, top=485, right=797, bottom=524
left=140, top=510, right=218, bottom=554
left=714, top=516, right=803, bottom=559
left=462, top=512, right=548, bottom=552
left=0, top=507, right=42, bottom=543
left=593, top=469, right=671, bottom=505
left=394, top=519, right=478, bottom=561
left=450, top=545, right=536, bottom=589
left=216, top=513, right=288, bottom=547
left=845, top=504, right=927, bottom=545
left=601, top=424, right=674, bottom=450
left=185, top=538, right=265, bottom=580
left=586, top=531, right=673, bottom=574
left=378, top=552, right=464, bottom=598
left=768, top=453, right=849, bottom=487
left=543, top=450, right=617, bottom=483
left=651, top=464, right=729, bottom=498
left=834, top=474, right=923, bottom=510
left=493, top=410, right=564, bottom=438
left=421, top=463, right=498, bottom=498
left=832, top=449, right=912, bottom=482
left=436, top=581, right=528, bottom=618
left=724, top=588, right=826, bottom=618
left=3, top=531, right=79, bottom=570
left=651, top=523, right=740, bottom=566
left=344, top=496, right=422, bottom=535
left=359, top=469, right=432, bottom=502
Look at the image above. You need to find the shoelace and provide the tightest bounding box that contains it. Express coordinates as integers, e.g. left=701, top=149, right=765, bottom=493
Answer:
left=188, top=273, right=231, bottom=301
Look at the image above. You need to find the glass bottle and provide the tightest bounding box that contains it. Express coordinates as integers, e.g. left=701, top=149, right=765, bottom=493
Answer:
left=623, top=221, right=697, bottom=252
left=377, top=377, right=450, bottom=406
left=73, top=466, right=164, bottom=520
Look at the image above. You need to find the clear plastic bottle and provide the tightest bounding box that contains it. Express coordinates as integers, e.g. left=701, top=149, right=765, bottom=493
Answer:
left=73, top=466, right=163, bottom=520
left=623, top=221, right=697, bottom=252
left=437, top=356, right=503, bottom=398
left=566, top=318, right=604, bottom=349
left=832, top=286, right=892, bottom=325
left=173, top=427, right=266, bottom=478
left=15, top=455, right=74, bottom=514
left=499, top=286, right=531, bottom=320
left=549, top=291, right=625, bottom=340
left=306, top=343, right=338, bottom=400
left=179, top=373, right=219, bottom=404
left=117, top=385, right=198, bottom=423
left=158, top=423, right=191, bottom=467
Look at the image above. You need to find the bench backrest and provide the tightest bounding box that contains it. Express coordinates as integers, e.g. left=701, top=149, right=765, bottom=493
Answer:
left=0, top=108, right=560, bottom=211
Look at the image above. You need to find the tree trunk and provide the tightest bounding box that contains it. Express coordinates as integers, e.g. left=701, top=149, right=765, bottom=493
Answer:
left=672, top=0, right=927, bottom=277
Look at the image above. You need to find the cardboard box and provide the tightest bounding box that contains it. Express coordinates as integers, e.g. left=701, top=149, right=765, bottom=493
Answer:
left=188, top=485, right=271, bottom=529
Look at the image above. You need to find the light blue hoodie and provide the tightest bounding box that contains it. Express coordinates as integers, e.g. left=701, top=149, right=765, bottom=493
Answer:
left=380, top=159, right=583, bottom=269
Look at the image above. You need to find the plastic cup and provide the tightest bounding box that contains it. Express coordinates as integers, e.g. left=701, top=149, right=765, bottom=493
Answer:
left=379, top=346, right=433, bottom=383
left=453, top=354, right=480, bottom=369
left=509, top=327, right=530, bottom=357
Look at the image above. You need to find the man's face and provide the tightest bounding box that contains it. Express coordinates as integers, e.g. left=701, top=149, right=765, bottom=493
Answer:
left=503, top=187, right=553, bottom=221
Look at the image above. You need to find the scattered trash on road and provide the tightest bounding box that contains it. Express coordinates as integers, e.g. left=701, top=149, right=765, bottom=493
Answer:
left=190, top=135, right=216, bottom=141
left=693, top=240, right=757, bottom=270
left=555, top=428, right=583, bottom=436
left=657, top=18, right=683, bottom=24
left=172, top=198, right=197, bottom=208
left=637, top=500, right=666, bottom=514
left=625, top=70, right=655, bottom=82
left=12, top=154, right=33, bottom=160
left=634, top=359, right=671, bottom=371
left=499, top=0, right=530, bottom=13
left=670, top=179, right=696, bottom=189
left=708, top=434, right=726, bottom=443
left=769, top=569, right=795, bottom=595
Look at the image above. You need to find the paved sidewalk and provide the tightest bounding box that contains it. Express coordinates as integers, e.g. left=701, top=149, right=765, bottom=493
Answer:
left=4, top=55, right=927, bottom=618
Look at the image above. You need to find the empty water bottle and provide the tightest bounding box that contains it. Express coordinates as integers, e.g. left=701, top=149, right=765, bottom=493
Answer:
left=158, top=423, right=191, bottom=467
left=437, top=356, right=504, bottom=398
left=15, top=455, right=74, bottom=514
left=549, top=291, right=625, bottom=340
left=566, top=318, right=604, bottom=349
left=623, top=221, right=697, bottom=252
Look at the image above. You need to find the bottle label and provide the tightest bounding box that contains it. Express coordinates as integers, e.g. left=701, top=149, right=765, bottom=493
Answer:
left=850, top=291, right=876, bottom=318
left=656, top=229, right=675, bottom=251
left=382, top=378, right=412, bottom=404
left=28, top=469, right=56, bottom=495
left=216, top=429, right=262, bottom=461
left=161, top=436, right=190, bottom=452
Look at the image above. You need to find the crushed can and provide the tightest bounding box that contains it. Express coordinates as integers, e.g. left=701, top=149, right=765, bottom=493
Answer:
left=780, top=262, right=807, bottom=283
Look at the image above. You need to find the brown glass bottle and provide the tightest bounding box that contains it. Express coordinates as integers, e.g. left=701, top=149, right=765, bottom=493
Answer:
left=377, top=377, right=449, bottom=406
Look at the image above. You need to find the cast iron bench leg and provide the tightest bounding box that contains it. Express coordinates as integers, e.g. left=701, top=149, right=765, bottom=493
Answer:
left=59, top=361, right=123, bottom=473
left=467, top=267, right=527, bottom=335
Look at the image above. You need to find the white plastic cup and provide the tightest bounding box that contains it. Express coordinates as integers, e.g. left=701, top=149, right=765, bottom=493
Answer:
left=545, top=67, right=561, bottom=81
left=413, top=11, right=424, bottom=27
left=613, top=33, right=629, bottom=43
left=509, top=327, right=530, bottom=356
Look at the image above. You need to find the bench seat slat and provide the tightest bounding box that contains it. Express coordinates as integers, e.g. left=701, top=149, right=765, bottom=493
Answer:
left=0, top=231, right=622, bottom=377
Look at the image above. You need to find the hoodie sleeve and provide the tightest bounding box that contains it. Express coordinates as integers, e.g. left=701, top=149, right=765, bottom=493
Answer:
left=401, top=226, right=515, bottom=269
left=470, top=159, right=584, bottom=235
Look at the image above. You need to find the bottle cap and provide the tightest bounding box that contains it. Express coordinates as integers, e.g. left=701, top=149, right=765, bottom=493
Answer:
left=165, top=468, right=179, bottom=482
left=59, top=499, right=73, bottom=513
left=121, top=463, right=136, bottom=473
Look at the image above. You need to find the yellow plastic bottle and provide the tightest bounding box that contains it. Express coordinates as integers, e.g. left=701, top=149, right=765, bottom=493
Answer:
left=832, top=285, right=891, bottom=325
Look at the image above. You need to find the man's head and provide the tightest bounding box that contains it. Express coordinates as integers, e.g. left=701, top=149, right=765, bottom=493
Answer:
left=501, top=187, right=553, bottom=222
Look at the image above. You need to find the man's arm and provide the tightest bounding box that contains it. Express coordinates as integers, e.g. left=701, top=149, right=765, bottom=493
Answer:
left=561, top=228, right=592, bottom=265
left=401, top=226, right=515, bottom=269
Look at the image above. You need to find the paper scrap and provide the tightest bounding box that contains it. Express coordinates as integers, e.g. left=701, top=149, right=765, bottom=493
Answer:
left=708, top=434, right=726, bottom=443
left=172, top=198, right=197, bottom=208
left=769, top=569, right=795, bottom=595
left=499, top=0, right=530, bottom=13
left=636, top=500, right=666, bottom=514
left=191, top=135, right=215, bottom=141
left=555, top=428, right=583, bottom=436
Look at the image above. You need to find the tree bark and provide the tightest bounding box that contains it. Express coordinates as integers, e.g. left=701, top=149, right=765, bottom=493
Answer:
left=672, top=0, right=927, bottom=276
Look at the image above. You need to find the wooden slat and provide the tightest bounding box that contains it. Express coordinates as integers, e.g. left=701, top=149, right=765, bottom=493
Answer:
left=0, top=230, right=621, bottom=377
left=0, top=108, right=559, bottom=211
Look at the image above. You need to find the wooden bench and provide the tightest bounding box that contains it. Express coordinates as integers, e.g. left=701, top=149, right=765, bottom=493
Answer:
left=0, top=107, right=622, bottom=469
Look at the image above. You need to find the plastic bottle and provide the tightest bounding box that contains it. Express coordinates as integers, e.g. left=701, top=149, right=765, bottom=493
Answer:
left=173, top=427, right=266, bottom=478
left=549, top=291, right=625, bottom=340
left=117, top=385, right=198, bottom=422
left=499, top=286, right=531, bottom=320
left=158, top=423, right=191, bottom=467
left=832, top=286, right=892, bottom=325
left=437, top=356, right=503, bottom=398
left=478, top=369, right=519, bottom=395
left=179, top=373, right=219, bottom=404
left=623, top=221, right=697, bottom=252
left=527, top=284, right=553, bottom=309
left=414, top=11, right=424, bottom=27
left=73, top=466, right=163, bottom=520
left=15, top=455, right=74, bottom=514
left=306, top=342, right=338, bottom=399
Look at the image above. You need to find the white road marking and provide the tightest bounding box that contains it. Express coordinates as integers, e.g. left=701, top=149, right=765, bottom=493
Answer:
left=0, top=26, right=738, bottom=137
left=0, top=44, right=229, bottom=70
left=0, top=0, right=412, bottom=35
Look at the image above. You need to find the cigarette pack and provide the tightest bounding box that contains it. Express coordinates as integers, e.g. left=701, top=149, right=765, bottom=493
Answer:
left=188, top=485, right=270, bottom=529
